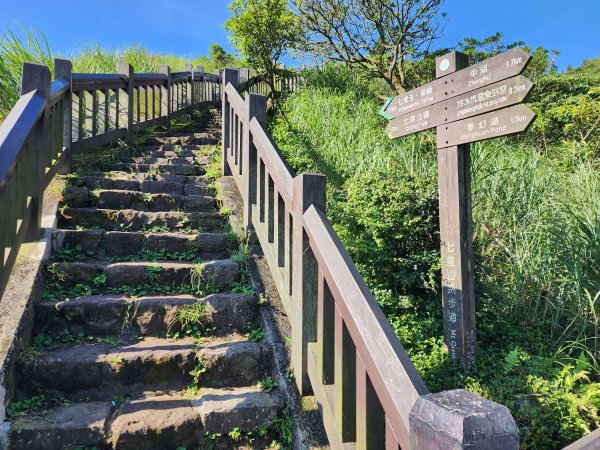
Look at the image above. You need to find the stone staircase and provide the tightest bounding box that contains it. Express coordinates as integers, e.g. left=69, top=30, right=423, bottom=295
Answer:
left=7, top=108, right=285, bottom=449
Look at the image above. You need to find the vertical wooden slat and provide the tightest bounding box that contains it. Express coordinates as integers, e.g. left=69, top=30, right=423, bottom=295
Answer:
left=335, top=305, right=356, bottom=442
left=72, top=92, right=80, bottom=142
left=91, top=90, right=98, bottom=136
left=135, top=86, right=141, bottom=125
left=356, top=355, right=385, bottom=450
left=258, top=158, right=265, bottom=222
left=109, top=89, right=117, bottom=131
left=287, top=212, right=293, bottom=295
left=84, top=91, right=94, bottom=138
left=276, top=194, right=285, bottom=266
left=318, top=273, right=335, bottom=384
left=385, top=418, right=400, bottom=450
left=267, top=175, right=275, bottom=243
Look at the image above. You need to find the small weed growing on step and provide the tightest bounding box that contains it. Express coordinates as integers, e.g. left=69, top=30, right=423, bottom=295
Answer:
left=284, top=368, right=294, bottom=382
left=6, top=395, right=46, bottom=418
left=230, top=282, right=255, bottom=296
left=141, top=225, right=171, bottom=234
left=219, top=206, right=233, bottom=216
left=110, top=356, right=124, bottom=373
left=228, top=428, right=242, bottom=441
left=167, top=302, right=209, bottom=339
left=93, top=273, right=107, bottom=287
left=258, top=376, right=279, bottom=393
left=51, top=245, right=96, bottom=262
left=141, top=193, right=154, bottom=205
left=258, top=293, right=268, bottom=306
left=190, top=357, right=207, bottom=385
left=33, top=329, right=93, bottom=349
left=190, top=262, right=205, bottom=295
left=145, top=264, right=163, bottom=282
left=245, top=328, right=264, bottom=342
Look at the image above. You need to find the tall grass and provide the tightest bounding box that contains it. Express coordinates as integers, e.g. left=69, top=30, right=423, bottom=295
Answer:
left=0, top=27, right=239, bottom=122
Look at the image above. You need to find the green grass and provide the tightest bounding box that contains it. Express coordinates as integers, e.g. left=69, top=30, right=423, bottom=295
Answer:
left=271, top=64, right=600, bottom=449
left=0, top=27, right=242, bottom=122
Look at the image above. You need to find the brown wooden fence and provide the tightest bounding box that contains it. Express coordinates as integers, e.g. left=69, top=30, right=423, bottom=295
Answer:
left=222, top=67, right=523, bottom=449
left=0, top=59, right=221, bottom=302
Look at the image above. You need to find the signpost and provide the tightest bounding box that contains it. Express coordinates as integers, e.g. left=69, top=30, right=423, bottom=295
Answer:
left=380, top=50, right=536, bottom=370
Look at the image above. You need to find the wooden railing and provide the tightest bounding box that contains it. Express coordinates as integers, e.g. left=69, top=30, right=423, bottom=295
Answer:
left=0, top=59, right=221, bottom=301
left=222, top=68, right=521, bottom=449
left=238, top=67, right=301, bottom=98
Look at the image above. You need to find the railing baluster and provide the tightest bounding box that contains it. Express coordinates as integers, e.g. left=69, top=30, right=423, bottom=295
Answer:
left=267, top=174, right=274, bottom=243
left=276, top=193, right=285, bottom=266
left=159, top=65, right=171, bottom=130
left=318, top=273, right=334, bottom=384
left=118, top=62, right=134, bottom=141
left=356, top=355, right=385, bottom=450
left=335, top=307, right=356, bottom=442
left=259, top=158, right=265, bottom=223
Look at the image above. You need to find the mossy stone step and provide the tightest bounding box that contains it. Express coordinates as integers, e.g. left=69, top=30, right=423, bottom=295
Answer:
left=52, top=230, right=233, bottom=259
left=35, top=293, right=258, bottom=337
left=45, top=259, right=240, bottom=289
left=18, top=336, right=269, bottom=394
left=58, top=208, right=225, bottom=232
left=102, top=163, right=205, bottom=176
left=8, top=387, right=279, bottom=450
left=97, top=190, right=216, bottom=213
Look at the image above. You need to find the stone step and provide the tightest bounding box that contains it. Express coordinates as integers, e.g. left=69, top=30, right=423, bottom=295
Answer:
left=129, top=156, right=211, bottom=166
left=78, top=173, right=213, bottom=196
left=143, top=148, right=215, bottom=159
left=35, top=293, right=258, bottom=337
left=144, top=134, right=219, bottom=146
left=17, top=336, right=269, bottom=394
left=8, top=387, right=279, bottom=450
left=8, top=402, right=113, bottom=450
left=45, top=259, right=240, bottom=289
left=97, top=190, right=216, bottom=213
left=58, top=208, right=226, bottom=232
left=112, top=387, right=278, bottom=449
left=102, top=163, right=205, bottom=176
left=52, top=230, right=233, bottom=259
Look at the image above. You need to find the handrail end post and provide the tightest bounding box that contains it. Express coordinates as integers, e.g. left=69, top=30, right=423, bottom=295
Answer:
left=21, top=62, right=51, bottom=241
left=242, top=93, right=267, bottom=233
left=185, top=63, right=194, bottom=116
left=54, top=59, right=73, bottom=174
left=291, top=172, right=326, bottom=395
left=222, top=68, right=239, bottom=177
left=409, top=389, right=519, bottom=450
left=158, top=65, right=171, bottom=131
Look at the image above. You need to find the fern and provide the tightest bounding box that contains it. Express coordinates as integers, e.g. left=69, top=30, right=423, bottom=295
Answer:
left=503, top=347, right=521, bottom=373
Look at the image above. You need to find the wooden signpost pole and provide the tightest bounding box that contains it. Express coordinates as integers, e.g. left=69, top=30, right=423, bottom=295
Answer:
left=381, top=48, right=535, bottom=370
left=435, top=52, right=476, bottom=370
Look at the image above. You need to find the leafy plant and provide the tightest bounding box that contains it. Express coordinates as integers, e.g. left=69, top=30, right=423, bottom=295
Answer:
left=258, top=376, right=279, bottom=393
left=246, top=328, right=264, bottom=342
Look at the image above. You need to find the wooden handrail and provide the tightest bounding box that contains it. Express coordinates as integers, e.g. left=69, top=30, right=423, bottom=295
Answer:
left=221, top=67, right=522, bottom=450
left=0, top=58, right=222, bottom=302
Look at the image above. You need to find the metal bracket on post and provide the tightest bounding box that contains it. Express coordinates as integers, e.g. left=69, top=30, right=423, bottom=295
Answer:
left=117, top=62, right=135, bottom=142
left=222, top=68, right=239, bottom=177
left=242, top=93, right=267, bottom=234
left=159, top=65, right=171, bottom=130
left=54, top=59, right=72, bottom=174
left=292, top=173, right=326, bottom=395
left=21, top=62, right=51, bottom=241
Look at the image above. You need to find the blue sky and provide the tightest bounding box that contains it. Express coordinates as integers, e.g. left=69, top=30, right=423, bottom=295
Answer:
left=1, top=1, right=598, bottom=71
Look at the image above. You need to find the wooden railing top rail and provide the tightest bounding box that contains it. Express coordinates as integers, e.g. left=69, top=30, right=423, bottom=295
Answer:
left=224, top=83, right=245, bottom=114
left=0, top=91, right=46, bottom=187
left=249, top=117, right=295, bottom=203
left=303, top=204, right=428, bottom=447
left=49, top=78, right=70, bottom=105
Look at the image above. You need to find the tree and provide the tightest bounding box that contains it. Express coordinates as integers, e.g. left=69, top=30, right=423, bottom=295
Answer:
left=209, top=43, right=231, bottom=69
left=295, top=0, right=446, bottom=93
left=225, top=0, right=301, bottom=104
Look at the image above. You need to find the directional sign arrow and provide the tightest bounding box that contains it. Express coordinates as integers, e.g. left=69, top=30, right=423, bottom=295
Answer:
left=383, top=48, right=532, bottom=119
left=386, top=75, right=534, bottom=139
left=437, top=104, right=537, bottom=147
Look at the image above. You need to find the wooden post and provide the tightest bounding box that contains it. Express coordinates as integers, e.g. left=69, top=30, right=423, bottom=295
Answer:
left=292, top=173, right=326, bottom=394
left=242, top=93, right=267, bottom=233
left=214, top=69, right=220, bottom=103
left=240, top=68, right=250, bottom=85
left=222, top=68, right=239, bottom=177
left=21, top=63, right=50, bottom=241
left=197, top=66, right=204, bottom=103
left=117, top=62, right=134, bottom=142
left=159, top=64, right=171, bottom=130
left=435, top=51, right=476, bottom=371
left=54, top=59, right=72, bottom=174
left=185, top=63, right=194, bottom=116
